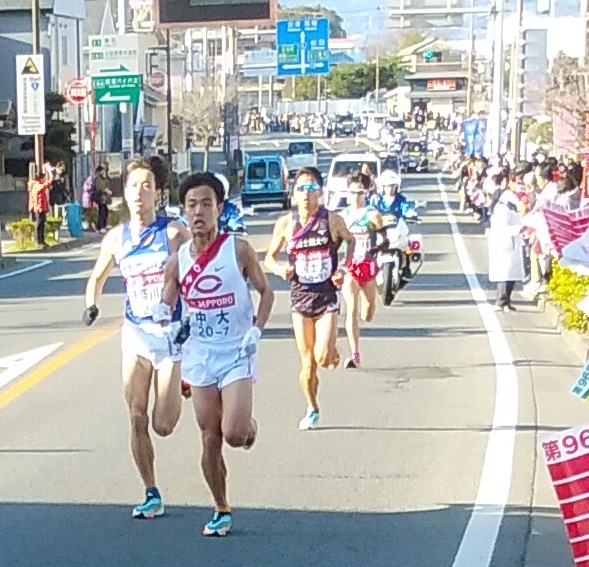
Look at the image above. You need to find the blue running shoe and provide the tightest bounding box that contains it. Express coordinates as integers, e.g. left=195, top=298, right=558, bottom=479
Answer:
left=299, top=409, right=320, bottom=430
left=203, top=511, right=232, bottom=536
left=132, top=489, right=164, bottom=519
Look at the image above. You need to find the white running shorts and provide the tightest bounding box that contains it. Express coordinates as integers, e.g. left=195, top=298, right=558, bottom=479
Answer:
left=121, top=320, right=182, bottom=369
left=181, top=338, right=257, bottom=390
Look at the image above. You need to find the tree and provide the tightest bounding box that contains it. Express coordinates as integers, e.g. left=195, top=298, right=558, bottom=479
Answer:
left=329, top=58, right=400, bottom=99
left=396, top=31, right=427, bottom=52
left=277, top=4, right=346, bottom=38
left=293, top=76, right=319, bottom=100
left=173, top=82, right=221, bottom=171
left=44, top=92, right=75, bottom=171
left=547, top=52, right=587, bottom=155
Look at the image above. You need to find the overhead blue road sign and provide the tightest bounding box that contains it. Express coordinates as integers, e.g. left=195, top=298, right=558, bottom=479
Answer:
left=276, top=18, right=330, bottom=77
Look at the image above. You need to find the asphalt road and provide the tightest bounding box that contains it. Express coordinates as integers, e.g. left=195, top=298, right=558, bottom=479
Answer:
left=0, top=135, right=586, bottom=567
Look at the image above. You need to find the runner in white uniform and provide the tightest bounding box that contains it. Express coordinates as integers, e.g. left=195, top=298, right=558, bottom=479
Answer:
left=155, top=172, right=274, bottom=537
left=83, top=158, right=190, bottom=519
left=340, top=172, right=385, bottom=369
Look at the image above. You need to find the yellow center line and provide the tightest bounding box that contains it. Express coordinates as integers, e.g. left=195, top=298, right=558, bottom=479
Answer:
left=0, top=325, right=120, bottom=411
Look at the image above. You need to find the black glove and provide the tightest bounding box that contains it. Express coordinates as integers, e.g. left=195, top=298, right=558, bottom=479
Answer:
left=82, top=305, right=99, bottom=326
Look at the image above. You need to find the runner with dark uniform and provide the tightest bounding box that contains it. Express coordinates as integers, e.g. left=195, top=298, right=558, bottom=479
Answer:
left=265, top=167, right=355, bottom=430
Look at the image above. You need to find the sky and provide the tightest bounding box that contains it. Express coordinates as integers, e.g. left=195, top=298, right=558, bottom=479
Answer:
left=278, top=0, right=582, bottom=36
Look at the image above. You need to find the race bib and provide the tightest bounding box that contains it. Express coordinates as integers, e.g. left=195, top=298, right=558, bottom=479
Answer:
left=127, top=271, right=165, bottom=318
left=353, top=232, right=371, bottom=260
left=295, top=249, right=333, bottom=284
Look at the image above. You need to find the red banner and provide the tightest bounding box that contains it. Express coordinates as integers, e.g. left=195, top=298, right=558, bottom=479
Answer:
left=542, top=202, right=589, bottom=257
left=542, top=423, right=589, bottom=567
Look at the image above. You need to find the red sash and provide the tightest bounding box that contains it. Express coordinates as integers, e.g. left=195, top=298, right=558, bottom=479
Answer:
left=180, top=233, right=230, bottom=297
left=286, top=207, right=326, bottom=255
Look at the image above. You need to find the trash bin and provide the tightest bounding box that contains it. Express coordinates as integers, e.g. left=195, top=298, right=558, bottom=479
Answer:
left=66, top=202, right=84, bottom=238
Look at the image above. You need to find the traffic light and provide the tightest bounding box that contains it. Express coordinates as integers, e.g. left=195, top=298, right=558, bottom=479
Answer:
left=423, top=50, right=442, bottom=63
left=517, top=29, right=548, bottom=116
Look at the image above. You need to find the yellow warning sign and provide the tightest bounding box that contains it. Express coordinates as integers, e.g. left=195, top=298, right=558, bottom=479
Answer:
left=21, top=57, right=39, bottom=75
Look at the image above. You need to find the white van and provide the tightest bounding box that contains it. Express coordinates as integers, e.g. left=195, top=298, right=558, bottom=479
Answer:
left=324, top=152, right=381, bottom=210
left=285, top=140, right=318, bottom=177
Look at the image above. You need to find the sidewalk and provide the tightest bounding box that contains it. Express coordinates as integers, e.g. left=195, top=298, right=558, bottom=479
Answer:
left=0, top=230, right=102, bottom=255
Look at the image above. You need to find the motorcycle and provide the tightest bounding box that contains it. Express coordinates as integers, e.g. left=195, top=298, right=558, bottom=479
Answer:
left=375, top=211, right=425, bottom=306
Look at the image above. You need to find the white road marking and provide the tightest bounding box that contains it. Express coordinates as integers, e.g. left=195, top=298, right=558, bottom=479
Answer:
left=0, top=260, right=53, bottom=280
left=439, top=175, right=519, bottom=567
left=0, top=343, right=63, bottom=390
left=317, top=139, right=336, bottom=152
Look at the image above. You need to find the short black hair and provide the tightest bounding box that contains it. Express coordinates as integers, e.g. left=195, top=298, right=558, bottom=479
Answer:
left=538, top=166, right=553, bottom=181
left=146, top=156, right=169, bottom=190
left=179, top=172, right=225, bottom=205
left=295, top=167, right=323, bottom=188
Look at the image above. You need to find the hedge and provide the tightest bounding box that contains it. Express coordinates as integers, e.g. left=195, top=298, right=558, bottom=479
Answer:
left=547, top=260, right=589, bottom=334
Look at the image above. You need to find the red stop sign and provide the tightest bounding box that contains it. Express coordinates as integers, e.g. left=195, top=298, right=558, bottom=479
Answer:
left=64, top=78, right=89, bottom=104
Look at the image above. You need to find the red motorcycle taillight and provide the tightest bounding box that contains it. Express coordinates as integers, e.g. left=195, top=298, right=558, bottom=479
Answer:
left=411, top=240, right=421, bottom=251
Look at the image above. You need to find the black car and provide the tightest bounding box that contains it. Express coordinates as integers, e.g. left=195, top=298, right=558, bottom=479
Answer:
left=327, top=114, right=357, bottom=137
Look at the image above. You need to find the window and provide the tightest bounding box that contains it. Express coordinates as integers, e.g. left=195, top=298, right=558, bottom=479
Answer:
left=247, top=162, right=266, bottom=180
left=332, top=161, right=377, bottom=178
left=268, top=161, right=281, bottom=179
left=61, top=35, right=68, bottom=66
left=288, top=142, right=313, bottom=156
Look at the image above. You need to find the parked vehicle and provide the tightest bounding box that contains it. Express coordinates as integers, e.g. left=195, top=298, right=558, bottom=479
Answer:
left=241, top=154, right=292, bottom=209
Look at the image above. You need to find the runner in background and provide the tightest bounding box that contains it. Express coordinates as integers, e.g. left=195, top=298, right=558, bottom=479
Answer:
left=265, top=167, right=355, bottom=430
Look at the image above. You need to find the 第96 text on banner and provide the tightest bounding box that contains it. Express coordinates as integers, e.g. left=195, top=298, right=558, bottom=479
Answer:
left=571, top=360, right=589, bottom=401
left=541, top=423, right=589, bottom=567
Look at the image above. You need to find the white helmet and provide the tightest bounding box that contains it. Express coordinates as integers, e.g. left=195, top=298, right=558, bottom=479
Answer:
left=376, top=170, right=401, bottom=187
left=214, top=173, right=230, bottom=199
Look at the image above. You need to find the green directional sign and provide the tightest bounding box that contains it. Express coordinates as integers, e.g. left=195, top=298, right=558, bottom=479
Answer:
left=92, top=73, right=142, bottom=105
left=278, top=44, right=299, bottom=63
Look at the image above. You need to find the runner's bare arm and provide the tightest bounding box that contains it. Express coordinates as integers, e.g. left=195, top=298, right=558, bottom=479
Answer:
left=368, top=210, right=384, bottom=231
left=167, top=220, right=191, bottom=254
left=238, top=238, right=275, bottom=330
left=161, top=252, right=180, bottom=311
left=264, top=215, right=293, bottom=280
left=85, top=227, right=119, bottom=308
left=328, top=212, right=355, bottom=267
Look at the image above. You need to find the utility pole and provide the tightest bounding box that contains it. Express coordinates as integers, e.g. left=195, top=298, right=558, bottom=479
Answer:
left=489, top=0, right=505, bottom=157
left=509, top=0, right=524, bottom=161
left=117, top=0, right=133, bottom=155
left=375, top=48, right=380, bottom=110
left=31, top=0, right=43, bottom=175
left=466, top=0, right=475, bottom=116
left=317, top=75, right=321, bottom=112
left=166, top=29, right=173, bottom=159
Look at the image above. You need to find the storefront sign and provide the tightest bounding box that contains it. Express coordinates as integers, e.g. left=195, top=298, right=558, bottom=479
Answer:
left=427, top=79, right=457, bottom=91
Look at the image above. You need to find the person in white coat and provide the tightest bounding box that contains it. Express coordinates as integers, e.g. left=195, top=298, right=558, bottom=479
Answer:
left=488, top=188, right=525, bottom=311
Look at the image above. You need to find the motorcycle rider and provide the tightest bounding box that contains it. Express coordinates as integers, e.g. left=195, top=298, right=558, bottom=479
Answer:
left=369, top=170, right=418, bottom=220
left=340, top=172, right=386, bottom=369
left=370, top=170, right=420, bottom=282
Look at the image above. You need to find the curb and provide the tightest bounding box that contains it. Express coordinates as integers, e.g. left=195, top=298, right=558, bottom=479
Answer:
left=537, top=296, right=589, bottom=363
left=4, top=233, right=103, bottom=256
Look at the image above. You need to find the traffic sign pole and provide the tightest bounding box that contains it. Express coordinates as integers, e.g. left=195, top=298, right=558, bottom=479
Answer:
left=31, top=0, right=43, bottom=177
